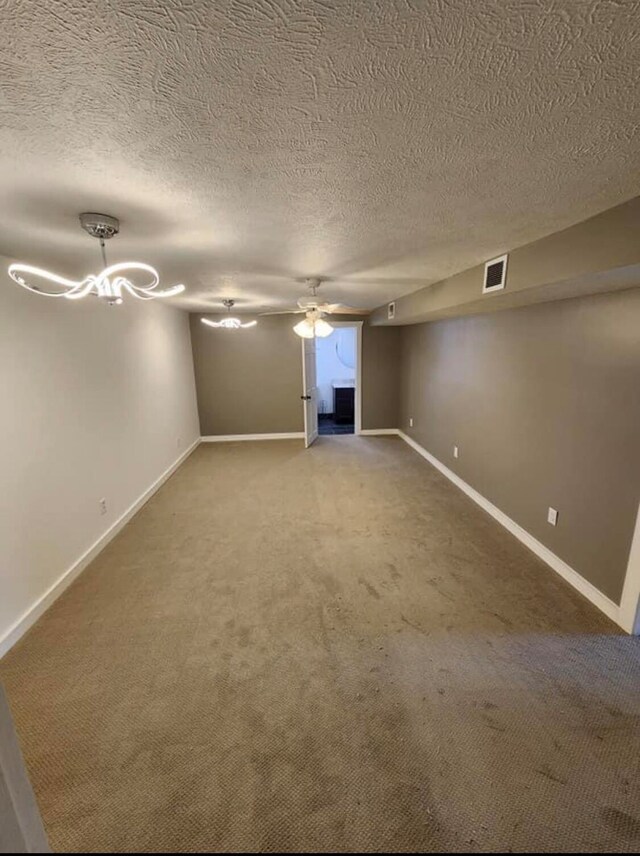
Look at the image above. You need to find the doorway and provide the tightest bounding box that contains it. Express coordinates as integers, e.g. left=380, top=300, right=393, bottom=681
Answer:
left=316, top=324, right=360, bottom=436
left=300, top=321, right=362, bottom=447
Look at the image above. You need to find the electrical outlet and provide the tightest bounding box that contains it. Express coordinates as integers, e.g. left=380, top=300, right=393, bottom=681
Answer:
left=99, top=498, right=107, bottom=516
left=454, top=446, right=459, bottom=459
left=547, top=507, right=558, bottom=526
left=409, top=417, right=414, bottom=428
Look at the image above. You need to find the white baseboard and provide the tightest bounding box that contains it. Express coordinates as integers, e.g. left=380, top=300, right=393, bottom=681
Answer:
left=0, top=438, right=201, bottom=659
left=201, top=433, right=304, bottom=442
left=397, top=430, right=630, bottom=633
left=359, top=428, right=401, bottom=436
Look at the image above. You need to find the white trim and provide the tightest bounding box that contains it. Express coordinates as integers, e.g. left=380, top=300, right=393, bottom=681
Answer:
left=360, top=428, right=400, bottom=436
left=301, top=337, right=310, bottom=446
left=355, top=322, right=363, bottom=436
left=620, top=502, right=640, bottom=634
left=201, top=433, right=304, bottom=442
left=483, top=253, right=508, bottom=293
left=397, top=430, right=627, bottom=632
left=0, top=438, right=201, bottom=659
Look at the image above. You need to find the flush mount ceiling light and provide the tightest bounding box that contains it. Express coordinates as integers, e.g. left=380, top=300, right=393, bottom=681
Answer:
left=201, top=299, right=257, bottom=329
left=8, top=213, right=185, bottom=306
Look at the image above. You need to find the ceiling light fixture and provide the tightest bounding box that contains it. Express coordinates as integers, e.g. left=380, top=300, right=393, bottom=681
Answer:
left=201, top=299, right=257, bottom=329
left=293, top=309, right=333, bottom=339
left=8, top=213, right=185, bottom=306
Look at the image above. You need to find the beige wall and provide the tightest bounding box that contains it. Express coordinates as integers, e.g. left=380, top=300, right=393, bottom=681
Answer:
left=191, top=314, right=401, bottom=435
left=370, top=196, right=640, bottom=327
left=0, top=261, right=200, bottom=654
left=362, top=324, right=401, bottom=429
left=399, top=287, right=640, bottom=603
left=191, top=314, right=304, bottom=436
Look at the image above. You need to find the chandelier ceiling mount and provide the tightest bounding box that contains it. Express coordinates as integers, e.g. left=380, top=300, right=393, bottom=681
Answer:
left=79, top=212, right=120, bottom=242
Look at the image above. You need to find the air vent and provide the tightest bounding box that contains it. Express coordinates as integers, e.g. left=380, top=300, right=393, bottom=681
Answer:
left=388, top=301, right=396, bottom=320
left=483, top=254, right=508, bottom=293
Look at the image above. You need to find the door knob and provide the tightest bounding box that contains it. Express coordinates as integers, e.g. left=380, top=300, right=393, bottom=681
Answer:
left=300, top=395, right=311, bottom=400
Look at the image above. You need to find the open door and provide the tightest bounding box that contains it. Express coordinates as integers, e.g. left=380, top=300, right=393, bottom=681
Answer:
left=301, top=337, right=318, bottom=447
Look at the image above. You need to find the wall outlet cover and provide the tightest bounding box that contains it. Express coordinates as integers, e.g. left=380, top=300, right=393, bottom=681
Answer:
left=99, top=498, right=107, bottom=515
left=454, top=446, right=459, bottom=458
left=547, top=507, right=558, bottom=526
left=409, top=417, right=413, bottom=427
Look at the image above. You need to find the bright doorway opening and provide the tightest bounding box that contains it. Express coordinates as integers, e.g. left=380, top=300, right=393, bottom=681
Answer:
left=316, top=325, right=358, bottom=436
left=300, top=321, right=362, bottom=447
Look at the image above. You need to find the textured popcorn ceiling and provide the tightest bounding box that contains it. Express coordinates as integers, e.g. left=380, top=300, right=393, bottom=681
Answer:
left=1, top=0, right=639, bottom=312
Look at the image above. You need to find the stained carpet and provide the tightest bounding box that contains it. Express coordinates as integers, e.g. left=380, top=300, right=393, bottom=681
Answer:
left=1, top=437, right=639, bottom=852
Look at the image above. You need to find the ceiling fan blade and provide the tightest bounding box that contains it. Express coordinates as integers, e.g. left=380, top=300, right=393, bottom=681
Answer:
left=321, top=303, right=369, bottom=315
left=258, top=308, right=306, bottom=316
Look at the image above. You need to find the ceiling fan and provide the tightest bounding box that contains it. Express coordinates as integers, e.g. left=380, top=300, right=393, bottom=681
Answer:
left=260, top=278, right=367, bottom=338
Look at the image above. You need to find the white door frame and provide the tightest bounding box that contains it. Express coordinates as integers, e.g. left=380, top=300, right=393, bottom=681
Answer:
left=306, top=320, right=363, bottom=436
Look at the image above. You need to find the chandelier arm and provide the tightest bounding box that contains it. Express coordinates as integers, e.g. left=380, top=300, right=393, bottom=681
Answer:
left=147, top=284, right=186, bottom=297
left=63, top=276, right=99, bottom=300
left=102, top=263, right=184, bottom=298
left=126, top=284, right=186, bottom=299
left=119, top=279, right=157, bottom=301
left=103, top=262, right=158, bottom=290
left=7, top=264, right=88, bottom=298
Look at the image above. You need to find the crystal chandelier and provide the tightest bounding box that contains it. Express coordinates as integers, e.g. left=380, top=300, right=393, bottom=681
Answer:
left=8, top=213, right=185, bottom=306
left=201, top=300, right=257, bottom=329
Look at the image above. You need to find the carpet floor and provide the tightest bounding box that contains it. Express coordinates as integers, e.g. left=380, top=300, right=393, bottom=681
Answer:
left=1, top=437, right=639, bottom=853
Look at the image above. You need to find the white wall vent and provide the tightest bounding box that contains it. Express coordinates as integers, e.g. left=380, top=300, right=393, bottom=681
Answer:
left=387, top=301, right=396, bottom=320
left=483, top=254, right=508, bottom=293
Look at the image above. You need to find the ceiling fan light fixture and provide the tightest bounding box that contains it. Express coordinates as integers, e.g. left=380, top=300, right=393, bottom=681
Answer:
left=314, top=318, right=334, bottom=338
left=293, top=318, right=316, bottom=338
left=293, top=313, right=334, bottom=339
